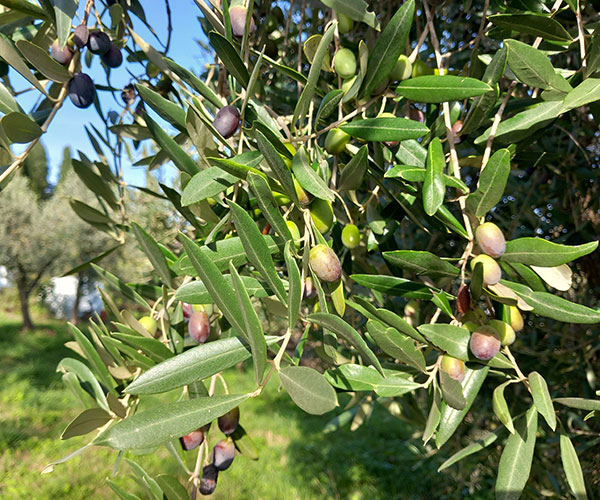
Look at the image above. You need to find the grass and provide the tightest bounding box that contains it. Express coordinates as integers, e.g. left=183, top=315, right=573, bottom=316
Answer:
left=0, top=307, right=494, bottom=500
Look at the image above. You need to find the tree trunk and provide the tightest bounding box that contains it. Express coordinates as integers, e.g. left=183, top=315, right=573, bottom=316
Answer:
left=16, top=274, right=34, bottom=330
left=71, top=271, right=84, bottom=324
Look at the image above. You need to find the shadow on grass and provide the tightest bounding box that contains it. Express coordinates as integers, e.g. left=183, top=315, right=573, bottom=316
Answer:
left=0, top=319, right=70, bottom=389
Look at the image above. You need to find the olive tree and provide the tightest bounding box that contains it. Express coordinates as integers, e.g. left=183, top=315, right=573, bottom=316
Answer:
left=0, top=0, right=599, bottom=498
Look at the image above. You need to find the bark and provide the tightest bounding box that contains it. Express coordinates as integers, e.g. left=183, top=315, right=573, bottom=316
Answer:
left=16, top=272, right=34, bottom=330
left=71, top=271, right=84, bottom=324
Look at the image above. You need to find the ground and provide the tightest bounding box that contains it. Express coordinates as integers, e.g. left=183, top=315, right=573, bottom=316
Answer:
left=0, top=307, right=495, bottom=499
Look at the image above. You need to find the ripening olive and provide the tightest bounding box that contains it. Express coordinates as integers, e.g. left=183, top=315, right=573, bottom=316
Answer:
left=87, top=31, right=111, bottom=55
left=461, top=321, right=479, bottom=332
left=199, top=464, right=218, bottom=495
left=189, top=310, right=210, bottom=344
left=230, top=6, right=255, bottom=38
left=139, top=316, right=158, bottom=336
left=73, top=24, right=89, bottom=48
left=469, top=325, right=501, bottom=361
left=211, top=439, right=236, bottom=471
left=337, top=13, right=354, bottom=34
left=51, top=39, right=74, bottom=66
left=182, top=302, right=194, bottom=320
left=286, top=220, right=301, bottom=248
left=489, top=319, right=516, bottom=346
left=471, top=254, right=502, bottom=286
left=68, top=73, right=96, bottom=109
left=214, top=105, right=240, bottom=139
left=341, top=224, right=360, bottom=249
left=390, top=54, right=412, bottom=82
left=218, top=407, right=240, bottom=435
left=333, top=48, right=357, bottom=79
left=180, top=428, right=205, bottom=451
left=508, top=305, right=524, bottom=332
left=405, top=300, right=419, bottom=317
left=309, top=244, right=342, bottom=282
left=440, top=354, right=466, bottom=382
left=475, top=222, right=506, bottom=258
left=146, top=61, right=160, bottom=78
left=121, top=84, right=136, bottom=105
left=412, top=59, right=432, bottom=78
left=310, top=199, right=334, bottom=234
left=324, top=128, right=350, bottom=155
left=101, top=44, right=123, bottom=68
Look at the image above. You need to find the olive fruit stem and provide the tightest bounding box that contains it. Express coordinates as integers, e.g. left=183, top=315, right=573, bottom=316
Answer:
left=503, top=346, right=528, bottom=384
left=421, top=356, right=442, bottom=389
left=273, top=327, right=292, bottom=372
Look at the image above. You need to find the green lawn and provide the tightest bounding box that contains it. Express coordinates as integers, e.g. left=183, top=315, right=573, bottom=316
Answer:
left=0, top=309, right=492, bottom=499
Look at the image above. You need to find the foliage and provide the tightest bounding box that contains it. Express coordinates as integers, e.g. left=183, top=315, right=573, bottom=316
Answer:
left=0, top=0, right=599, bottom=498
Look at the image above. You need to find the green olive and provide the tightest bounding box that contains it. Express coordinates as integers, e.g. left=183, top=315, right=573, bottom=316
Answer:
left=146, top=62, right=160, bottom=79
left=139, top=316, right=157, bottom=336
left=489, top=319, right=516, bottom=346
left=337, top=13, right=354, bottom=34
left=470, top=254, right=502, bottom=286
left=333, top=48, right=357, bottom=79
left=341, top=224, right=360, bottom=249
left=294, top=178, right=310, bottom=206
left=412, top=59, right=432, bottom=78
left=310, top=199, right=334, bottom=234
left=324, top=128, right=350, bottom=155
left=390, top=54, right=412, bottom=81
left=508, top=305, right=524, bottom=332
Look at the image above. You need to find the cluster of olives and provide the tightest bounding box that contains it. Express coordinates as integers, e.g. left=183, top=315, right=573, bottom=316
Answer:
left=178, top=407, right=240, bottom=495
left=52, top=23, right=123, bottom=109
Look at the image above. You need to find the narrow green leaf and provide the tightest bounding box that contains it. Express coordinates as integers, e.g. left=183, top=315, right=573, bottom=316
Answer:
left=308, top=313, right=384, bottom=375
left=0, top=0, right=49, bottom=19
left=247, top=172, right=291, bottom=241
left=175, top=275, right=268, bottom=304
left=502, top=239, right=598, bottom=267
left=279, top=366, right=338, bottom=415
left=359, top=0, right=414, bottom=98
left=16, top=40, right=70, bottom=82
left=489, top=14, right=572, bottom=42
left=181, top=167, right=238, bottom=206
left=366, top=319, right=425, bottom=372
left=350, top=274, right=434, bottom=299
left=136, top=84, right=186, bottom=131
left=57, top=358, right=110, bottom=412
left=340, top=117, right=428, bottom=142
left=293, top=22, right=336, bottom=129
left=164, top=57, right=223, bottom=108
left=493, top=381, right=515, bottom=434
left=418, top=324, right=470, bottom=360
left=338, top=145, right=368, bottom=191
left=495, top=406, right=538, bottom=500
left=132, top=223, right=173, bottom=287
left=228, top=200, right=287, bottom=304
left=396, top=76, right=492, bottom=103
left=320, top=0, right=379, bottom=30
left=255, top=131, right=298, bottom=205
left=72, top=159, right=118, bottom=210
left=178, top=233, right=246, bottom=336
left=466, top=149, right=511, bottom=217
left=61, top=244, right=122, bottom=277
left=436, top=365, right=489, bottom=448
left=560, top=433, right=588, bottom=500
left=326, top=364, right=383, bottom=391
left=126, top=336, right=279, bottom=395
left=528, top=371, right=556, bottom=430
left=69, top=199, right=114, bottom=225
left=284, top=242, right=301, bottom=331
left=438, top=430, right=500, bottom=471
left=375, top=373, right=420, bottom=397
left=209, top=31, right=249, bottom=88
left=423, top=137, right=446, bottom=216
left=423, top=387, right=442, bottom=445
left=1, top=111, right=43, bottom=143
left=292, top=147, right=335, bottom=201
left=506, top=39, right=569, bottom=91
left=92, top=264, right=149, bottom=309
left=553, top=397, right=600, bottom=411
left=231, top=424, right=259, bottom=460
left=383, top=250, right=460, bottom=279
left=439, top=370, right=467, bottom=410
left=93, top=394, right=250, bottom=449
left=155, top=475, right=189, bottom=500
left=315, top=89, right=344, bottom=126
left=53, top=0, right=77, bottom=48
left=562, top=78, right=600, bottom=112
left=0, top=33, right=47, bottom=95
left=61, top=408, right=112, bottom=440
left=229, top=262, right=267, bottom=385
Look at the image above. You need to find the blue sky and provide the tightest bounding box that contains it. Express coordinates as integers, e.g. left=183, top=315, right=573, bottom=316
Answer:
left=22, top=0, right=210, bottom=187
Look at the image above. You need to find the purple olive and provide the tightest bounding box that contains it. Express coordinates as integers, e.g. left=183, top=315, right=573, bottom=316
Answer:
left=199, top=464, right=218, bottom=495
left=68, top=73, right=96, bottom=109
left=179, top=428, right=205, bottom=451
left=475, top=222, right=506, bottom=258
left=73, top=24, right=89, bottom=48
left=101, top=44, right=123, bottom=68
left=214, top=105, right=240, bottom=139
left=469, top=325, right=501, bottom=361
left=230, top=6, right=255, bottom=38
left=50, top=40, right=73, bottom=66
left=87, top=31, right=111, bottom=55
left=218, top=407, right=240, bottom=435
left=182, top=302, right=194, bottom=320
left=211, top=439, right=235, bottom=471
left=189, top=310, right=210, bottom=344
